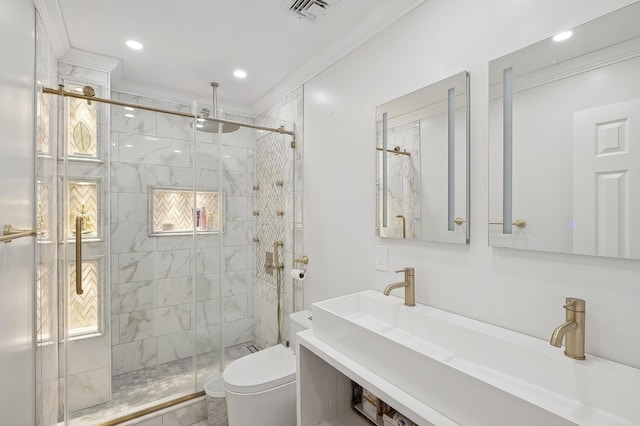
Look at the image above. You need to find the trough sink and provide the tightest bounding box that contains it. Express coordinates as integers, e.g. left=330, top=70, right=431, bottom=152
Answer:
left=312, top=290, right=640, bottom=426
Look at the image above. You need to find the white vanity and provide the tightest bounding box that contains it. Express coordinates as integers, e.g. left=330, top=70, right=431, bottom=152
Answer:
left=296, top=290, right=640, bottom=426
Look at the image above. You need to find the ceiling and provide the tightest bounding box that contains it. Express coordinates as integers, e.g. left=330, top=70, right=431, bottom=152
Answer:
left=50, top=0, right=425, bottom=113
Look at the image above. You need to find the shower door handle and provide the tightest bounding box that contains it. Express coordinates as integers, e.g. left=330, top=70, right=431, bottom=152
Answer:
left=75, top=216, right=84, bottom=295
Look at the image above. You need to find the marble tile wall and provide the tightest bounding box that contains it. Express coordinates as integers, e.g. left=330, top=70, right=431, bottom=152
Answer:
left=252, top=87, right=304, bottom=349
left=110, top=92, right=254, bottom=379
left=35, top=13, right=59, bottom=426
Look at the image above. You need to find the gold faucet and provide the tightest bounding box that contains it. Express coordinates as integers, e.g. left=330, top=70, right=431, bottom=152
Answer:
left=383, top=267, right=415, bottom=306
left=550, top=297, right=586, bottom=360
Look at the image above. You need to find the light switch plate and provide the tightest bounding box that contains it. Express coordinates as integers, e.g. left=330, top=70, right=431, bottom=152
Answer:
left=375, top=245, right=388, bottom=271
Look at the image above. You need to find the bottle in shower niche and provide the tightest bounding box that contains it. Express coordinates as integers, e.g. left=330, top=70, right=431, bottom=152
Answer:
left=200, top=206, right=207, bottom=231
left=196, top=208, right=201, bottom=230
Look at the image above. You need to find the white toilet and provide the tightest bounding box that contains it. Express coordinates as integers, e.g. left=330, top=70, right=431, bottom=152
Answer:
left=223, top=310, right=312, bottom=426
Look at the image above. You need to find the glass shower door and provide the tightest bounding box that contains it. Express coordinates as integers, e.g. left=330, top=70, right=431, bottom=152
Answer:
left=62, top=93, right=200, bottom=424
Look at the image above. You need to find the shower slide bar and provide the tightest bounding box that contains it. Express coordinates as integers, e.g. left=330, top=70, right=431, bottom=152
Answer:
left=1, top=225, right=37, bottom=243
left=42, top=85, right=296, bottom=136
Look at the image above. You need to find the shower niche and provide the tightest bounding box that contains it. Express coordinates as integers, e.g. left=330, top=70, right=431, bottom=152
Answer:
left=148, top=187, right=223, bottom=235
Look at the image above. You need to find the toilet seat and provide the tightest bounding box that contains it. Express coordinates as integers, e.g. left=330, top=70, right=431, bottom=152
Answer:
left=223, top=344, right=296, bottom=394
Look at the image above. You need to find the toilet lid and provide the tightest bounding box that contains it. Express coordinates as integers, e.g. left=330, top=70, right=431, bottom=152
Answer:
left=223, top=344, right=296, bottom=394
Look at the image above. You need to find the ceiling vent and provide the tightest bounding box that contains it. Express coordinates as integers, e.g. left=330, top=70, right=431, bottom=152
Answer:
left=281, top=0, right=339, bottom=23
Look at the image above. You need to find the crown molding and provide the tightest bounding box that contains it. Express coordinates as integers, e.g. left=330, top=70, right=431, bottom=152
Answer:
left=250, top=0, right=427, bottom=114
left=60, top=48, right=121, bottom=75
left=33, top=0, right=70, bottom=59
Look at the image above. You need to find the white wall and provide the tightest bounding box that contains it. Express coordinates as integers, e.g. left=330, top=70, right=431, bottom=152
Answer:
left=0, top=0, right=36, bottom=424
left=303, top=0, right=640, bottom=369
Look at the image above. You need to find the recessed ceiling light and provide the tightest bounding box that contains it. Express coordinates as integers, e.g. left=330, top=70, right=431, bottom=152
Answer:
left=552, top=31, right=573, bottom=42
left=126, top=40, right=144, bottom=50
left=233, top=69, right=247, bottom=79
left=125, top=113, right=135, bottom=118
left=125, top=144, right=133, bottom=148
left=145, top=137, right=159, bottom=141
left=124, top=106, right=135, bottom=111
left=174, top=150, right=181, bottom=153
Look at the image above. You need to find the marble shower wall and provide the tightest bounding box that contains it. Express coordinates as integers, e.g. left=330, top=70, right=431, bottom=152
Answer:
left=110, top=92, right=254, bottom=380
left=252, top=87, right=304, bottom=349
left=35, top=12, right=59, bottom=426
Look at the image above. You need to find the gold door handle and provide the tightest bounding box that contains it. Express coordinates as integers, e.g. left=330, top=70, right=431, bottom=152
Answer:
left=454, top=217, right=466, bottom=226
left=1, top=225, right=37, bottom=243
left=489, top=219, right=527, bottom=228
left=75, top=216, right=83, bottom=295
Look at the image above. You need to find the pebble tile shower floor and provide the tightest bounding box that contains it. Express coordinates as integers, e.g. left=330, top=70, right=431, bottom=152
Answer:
left=67, top=342, right=258, bottom=425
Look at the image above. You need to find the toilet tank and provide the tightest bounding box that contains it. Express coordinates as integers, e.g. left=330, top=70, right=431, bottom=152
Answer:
left=289, top=310, right=312, bottom=353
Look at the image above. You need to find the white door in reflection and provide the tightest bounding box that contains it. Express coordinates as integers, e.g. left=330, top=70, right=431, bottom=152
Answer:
left=573, top=99, right=640, bottom=258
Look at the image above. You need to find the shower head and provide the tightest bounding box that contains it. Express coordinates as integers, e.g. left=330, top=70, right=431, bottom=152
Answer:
left=194, top=111, right=240, bottom=133
left=192, top=82, right=240, bottom=133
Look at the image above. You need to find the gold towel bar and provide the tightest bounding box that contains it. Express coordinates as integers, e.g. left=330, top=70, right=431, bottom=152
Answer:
left=1, top=225, right=37, bottom=243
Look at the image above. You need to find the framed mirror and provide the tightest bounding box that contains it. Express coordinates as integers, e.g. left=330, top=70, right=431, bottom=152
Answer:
left=489, top=2, right=640, bottom=259
left=376, top=71, right=469, bottom=244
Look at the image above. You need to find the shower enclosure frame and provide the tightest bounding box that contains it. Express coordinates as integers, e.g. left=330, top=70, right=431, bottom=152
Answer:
left=41, top=83, right=297, bottom=426
left=42, top=85, right=295, bottom=137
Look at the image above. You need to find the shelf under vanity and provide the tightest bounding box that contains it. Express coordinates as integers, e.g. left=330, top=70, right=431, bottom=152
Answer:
left=296, top=329, right=460, bottom=426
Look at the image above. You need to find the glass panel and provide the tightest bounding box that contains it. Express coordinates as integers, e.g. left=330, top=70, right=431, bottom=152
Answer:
left=36, top=179, right=51, bottom=240
left=63, top=92, right=198, bottom=424
left=68, top=180, right=99, bottom=239
left=68, top=259, right=101, bottom=337
left=194, top=104, right=224, bottom=389
left=66, top=82, right=98, bottom=158
left=34, top=14, right=60, bottom=426
left=36, top=90, right=53, bottom=155
left=251, top=114, right=298, bottom=351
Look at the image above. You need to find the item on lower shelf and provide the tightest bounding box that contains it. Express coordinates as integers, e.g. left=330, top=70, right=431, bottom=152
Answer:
left=362, top=397, right=378, bottom=419
left=382, top=408, right=396, bottom=426
left=393, top=412, right=417, bottom=426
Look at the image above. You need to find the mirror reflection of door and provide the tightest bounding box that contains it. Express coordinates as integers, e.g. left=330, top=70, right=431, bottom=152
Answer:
left=573, top=99, right=640, bottom=258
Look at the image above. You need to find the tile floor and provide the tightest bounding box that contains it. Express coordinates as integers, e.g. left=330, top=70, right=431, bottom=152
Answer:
left=67, top=342, right=258, bottom=425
